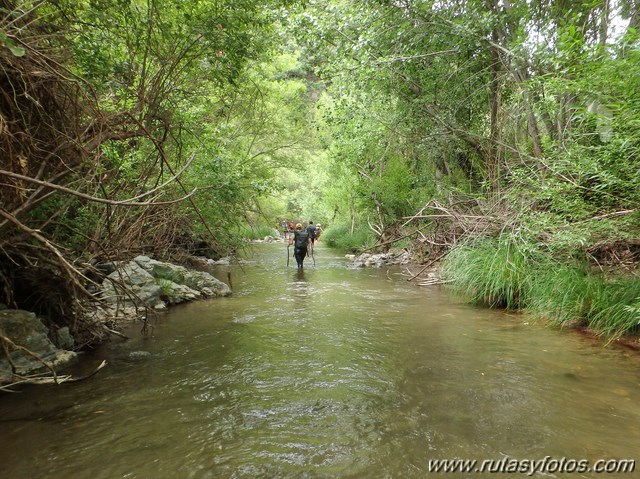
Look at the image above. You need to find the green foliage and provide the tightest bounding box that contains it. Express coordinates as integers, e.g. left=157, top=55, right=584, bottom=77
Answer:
left=49, top=0, right=307, bottom=255
left=154, top=268, right=184, bottom=284
left=157, top=278, right=175, bottom=297
left=319, top=223, right=375, bottom=252
left=236, top=225, right=280, bottom=240
left=0, top=28, right=25, bottom=56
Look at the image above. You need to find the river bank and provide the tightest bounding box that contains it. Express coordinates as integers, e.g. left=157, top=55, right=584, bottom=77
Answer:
left=0, top=255, right=232, bottom=389
left=346, top=246, right=640, bottom=353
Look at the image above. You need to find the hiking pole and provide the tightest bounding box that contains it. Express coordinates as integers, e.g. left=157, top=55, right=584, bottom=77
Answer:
left=287, top=244, right=290, bottom=268
left=311, top=241, right=315, bottom=267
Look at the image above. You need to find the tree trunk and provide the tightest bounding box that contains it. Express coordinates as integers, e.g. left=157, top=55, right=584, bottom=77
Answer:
left=599, top=0, right=611, bottom=52
left=487, top=30, right=502, bottom=189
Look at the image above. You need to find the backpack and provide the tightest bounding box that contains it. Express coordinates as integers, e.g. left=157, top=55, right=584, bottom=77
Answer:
left=294, top=231, right=309, bottom=249
left=306, top=225, right=316, bottom=239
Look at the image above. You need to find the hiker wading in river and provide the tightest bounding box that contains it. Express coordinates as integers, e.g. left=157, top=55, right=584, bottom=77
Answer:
left=289, top=223, right=310, bottom=269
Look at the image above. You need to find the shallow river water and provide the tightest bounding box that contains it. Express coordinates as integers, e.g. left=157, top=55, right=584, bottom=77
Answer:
left=1, top=243, right=640, bottom=478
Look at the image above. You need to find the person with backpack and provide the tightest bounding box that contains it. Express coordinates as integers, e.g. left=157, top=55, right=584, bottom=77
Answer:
left=306, top=221, right=317, bottom=244
left=288, top=223, right=310, bottom=269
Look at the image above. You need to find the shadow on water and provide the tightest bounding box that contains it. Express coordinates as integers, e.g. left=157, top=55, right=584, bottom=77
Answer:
left=1, top=243, right=640, bottom=479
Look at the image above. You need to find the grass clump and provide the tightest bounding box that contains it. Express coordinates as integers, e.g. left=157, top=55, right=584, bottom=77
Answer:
left=443, top=235, right=640, bottom=339
left=525, top=263, right=594, bottom=324
left=441, top=235, right=537, bottom=309
left=529, top=266, right=640, bottom=338
left=583, top=277, right=640, bottom=338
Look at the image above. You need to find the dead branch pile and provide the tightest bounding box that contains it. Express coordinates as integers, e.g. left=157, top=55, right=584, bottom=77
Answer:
left=401, top=197, right=639, bottom=273
left=401, top=196, right=515, bottom=262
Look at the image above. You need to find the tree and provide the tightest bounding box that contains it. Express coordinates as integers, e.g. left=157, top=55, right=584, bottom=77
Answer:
left=0, top=0, right=302, bottom=339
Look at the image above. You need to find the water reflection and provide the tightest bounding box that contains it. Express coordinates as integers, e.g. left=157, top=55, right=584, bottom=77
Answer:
left=292, top=268, right=307, bottom=282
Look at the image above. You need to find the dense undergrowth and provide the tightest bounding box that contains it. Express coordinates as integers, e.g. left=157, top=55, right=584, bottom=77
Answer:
left=316, top=224, right=376, bottom=253
left=237, top=225, right=281, bottom=241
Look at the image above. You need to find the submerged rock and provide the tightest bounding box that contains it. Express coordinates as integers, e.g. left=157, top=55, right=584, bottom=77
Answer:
left=127, top=351, right=152, bottom=361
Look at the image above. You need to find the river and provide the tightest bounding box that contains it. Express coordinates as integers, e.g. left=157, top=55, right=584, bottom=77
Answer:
left=1, top=243, right=639, bottom=478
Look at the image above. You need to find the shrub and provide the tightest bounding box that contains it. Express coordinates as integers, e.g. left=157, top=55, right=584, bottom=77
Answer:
left=320, top=224, right=375, bottom=252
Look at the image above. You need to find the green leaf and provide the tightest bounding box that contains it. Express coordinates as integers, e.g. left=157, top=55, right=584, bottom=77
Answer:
left=0, top=28, right=25, bottom=57
left=9, top=45, right=25, bottom=57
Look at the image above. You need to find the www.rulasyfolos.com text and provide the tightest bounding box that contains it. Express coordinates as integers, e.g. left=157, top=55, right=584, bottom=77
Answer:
left=428, top=456, right=636, bottom=475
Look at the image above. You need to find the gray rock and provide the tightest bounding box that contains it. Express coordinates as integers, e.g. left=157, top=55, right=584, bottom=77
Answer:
left=110, top=261, right=154, bottom=286
left=181, top=270, right=231, bottom=297
left=55, top=327, right=75, bottom=350
left=94, top=261, right=117, bottom=276
left=0, top=310, right=77, bottom=379
left=160, top=281, right=202, bottom=305
left=100, top=256, right=231, bottom=313
left=348, top=251, right=414, bottom=268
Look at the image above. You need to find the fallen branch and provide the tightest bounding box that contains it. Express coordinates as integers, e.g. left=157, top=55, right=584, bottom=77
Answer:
left=103, top=325, right=129, bottom=340
left=418, top=278, right=452, bottom=286
left=583, top=209, right=636, bottom=222
left=360, top=228, right=424, bottom=253
left=0, top=360, right=108, bottom=392
left=406, top=250, right=449, bottom=282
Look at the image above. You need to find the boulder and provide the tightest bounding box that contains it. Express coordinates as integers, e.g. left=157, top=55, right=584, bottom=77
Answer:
left=101, top=263, right=165, bottom=311
left=160, top=281, right=202, bottom=305
left=0, top=309, right=77, bottom=381
left=100, top=255, right=231, bottom=313
left=133, top=256, right=231, bottom=297
left=214, top=257, right=231, bottom=265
